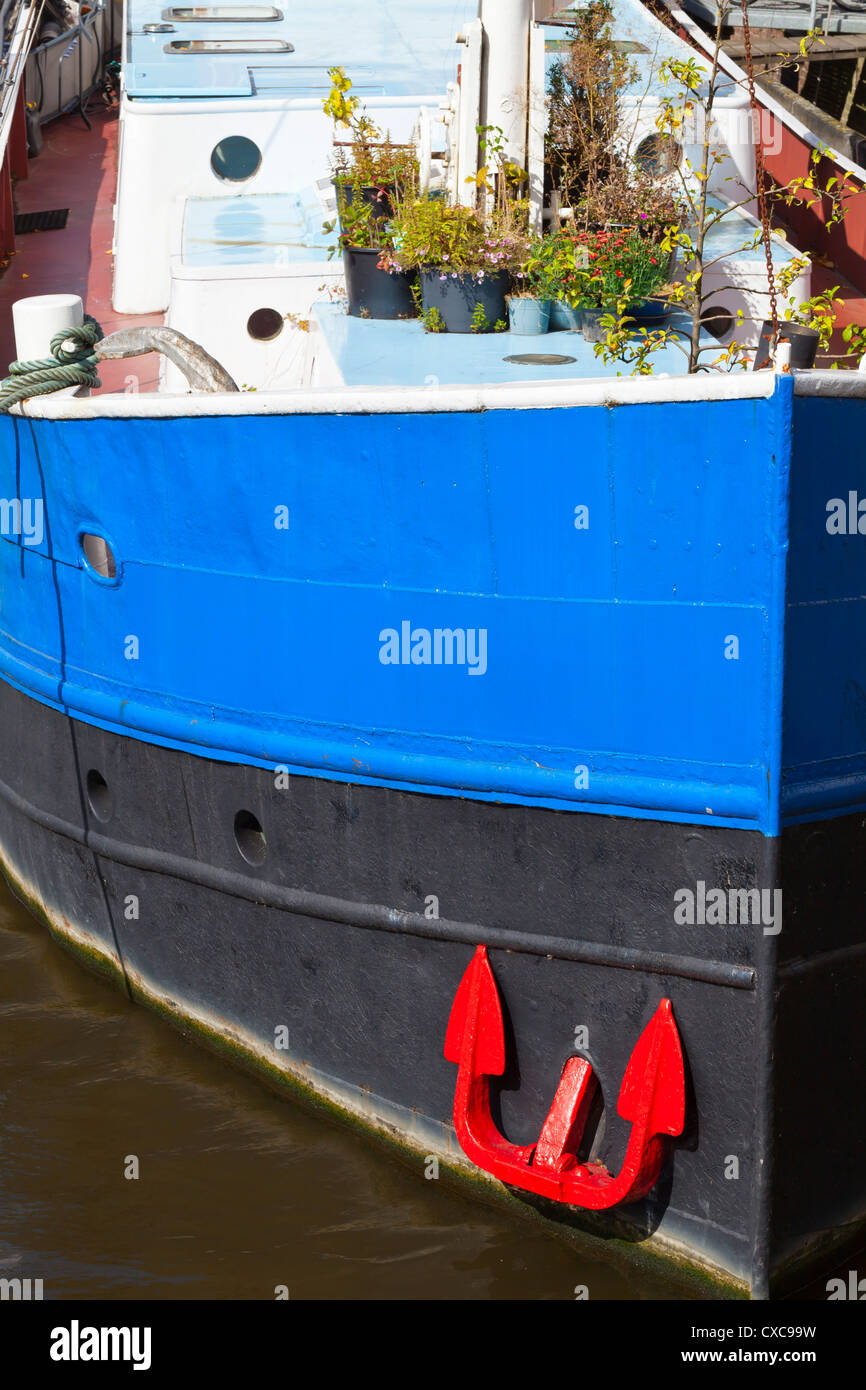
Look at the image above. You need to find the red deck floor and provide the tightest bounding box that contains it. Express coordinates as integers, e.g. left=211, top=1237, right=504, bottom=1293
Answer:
left=0, top=104, right=162, bottom=394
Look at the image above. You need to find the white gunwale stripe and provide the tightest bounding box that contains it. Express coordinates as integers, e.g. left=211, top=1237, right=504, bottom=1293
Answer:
left=17, top=372, right=781, bottom=420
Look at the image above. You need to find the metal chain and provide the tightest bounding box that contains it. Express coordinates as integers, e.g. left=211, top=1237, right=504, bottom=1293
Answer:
left=740, top=0, right=779, bottom=342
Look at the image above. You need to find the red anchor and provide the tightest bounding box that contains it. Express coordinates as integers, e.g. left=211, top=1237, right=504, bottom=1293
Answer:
left=444, top=946, right=686, bottom=1209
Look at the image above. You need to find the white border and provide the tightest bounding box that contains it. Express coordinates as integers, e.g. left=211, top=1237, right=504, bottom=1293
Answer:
left=17, top=371, right=781, bottom=419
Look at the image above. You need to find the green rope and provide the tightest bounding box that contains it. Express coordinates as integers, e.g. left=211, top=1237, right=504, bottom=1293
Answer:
left=0, top=316, right=103, bottom=412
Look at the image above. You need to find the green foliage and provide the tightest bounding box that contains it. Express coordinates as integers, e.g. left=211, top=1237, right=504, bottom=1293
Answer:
left=323, top=66, right=419, bottom=189
left=384, top=197, right=527, bottom=275
left=573, top=228, right=671, bottom=309
left=471, top=303, right=489, bottom=333
left=421, top=306, right=446, bottom=333
left=324, top=193, right=392, bottom=256
left=332, top=138, right=419, bottom=189
left=518, top=234, right=575, bottom=300
left=469, top=124, right=529, bottom=222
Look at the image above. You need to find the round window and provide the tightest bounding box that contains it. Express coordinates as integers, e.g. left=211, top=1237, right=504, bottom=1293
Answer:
left=700, top=306, right=735, bottom=341
left=634, top=133, right=681, bottom=176
left=211, top=135, right=262, bottom=183
left=247, top=308, right=284, bottom=341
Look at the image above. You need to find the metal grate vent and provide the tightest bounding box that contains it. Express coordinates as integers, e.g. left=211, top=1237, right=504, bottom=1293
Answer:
left=14, top=208, right=70, bottom=234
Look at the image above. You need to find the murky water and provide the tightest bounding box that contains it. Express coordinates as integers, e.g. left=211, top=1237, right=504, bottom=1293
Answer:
left=0, top=876, right=713, bottom=1302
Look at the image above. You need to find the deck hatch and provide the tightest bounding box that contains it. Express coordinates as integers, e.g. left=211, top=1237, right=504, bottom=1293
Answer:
left=164, top=38, right=293, bottom=53
left=248, top=66, right=381, bottom=95
left=162, top=6, right=284, bottom=18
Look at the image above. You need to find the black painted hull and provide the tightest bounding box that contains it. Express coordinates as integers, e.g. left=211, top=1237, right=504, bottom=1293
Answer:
left=0, top=677, right=863, bottom=1297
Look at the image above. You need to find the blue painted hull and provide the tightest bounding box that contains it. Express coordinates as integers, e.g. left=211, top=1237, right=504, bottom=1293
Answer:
left=0, top=383, right=809, bottom=828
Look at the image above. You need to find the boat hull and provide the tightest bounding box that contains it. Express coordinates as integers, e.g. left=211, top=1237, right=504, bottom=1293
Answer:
left=1, top=379, right=865, bottom=1295
left=0, top=675, right=863, bottom=1297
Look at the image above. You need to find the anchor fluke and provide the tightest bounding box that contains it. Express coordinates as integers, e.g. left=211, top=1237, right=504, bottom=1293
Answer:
left=444, top=944, right=505, bottom=1075
left=617, top=997, right=685, bottom=1136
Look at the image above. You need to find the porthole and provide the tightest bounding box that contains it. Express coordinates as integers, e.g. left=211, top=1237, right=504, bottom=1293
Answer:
left=210, top=136, right=262, bottom=183
left=634, top=133, right=681, bottom=176
left=234, top=809, right=267, bottom=866
left=80, top=532, right=117, bottom=580
left=86, top=769, right=112, bottom=823
left=700, top=306, right=734, bottom=341
left=247, top=307, right=284, bottom=341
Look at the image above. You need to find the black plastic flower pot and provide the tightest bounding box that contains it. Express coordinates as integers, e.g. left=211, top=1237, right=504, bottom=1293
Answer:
left=752, top=321, right=820, bottom=371
left=336, top=182, right=397, bottom=218
left=420, top=269, right=510, bottom=333
left=343, top=246, right=417, bottom=320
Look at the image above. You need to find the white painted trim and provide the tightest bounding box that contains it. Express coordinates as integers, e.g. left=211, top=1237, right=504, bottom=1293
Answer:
left=17, top=371, right=780, bottom=420
left=664, top=2, right=866, bottom=184
left=121, top=90, right=448, bottom=117
left=169, top=259, right=339, bottom=282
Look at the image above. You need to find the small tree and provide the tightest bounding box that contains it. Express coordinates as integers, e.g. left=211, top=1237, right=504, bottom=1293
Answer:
left=588, top=3, right=866, bottom=374
left=545, top=0, right=638, bottom=224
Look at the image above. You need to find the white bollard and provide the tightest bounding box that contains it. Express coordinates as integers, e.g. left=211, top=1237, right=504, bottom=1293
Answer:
left=774, top=339, right=792, bottom=371
left=12, top=293, right=83, bottom=363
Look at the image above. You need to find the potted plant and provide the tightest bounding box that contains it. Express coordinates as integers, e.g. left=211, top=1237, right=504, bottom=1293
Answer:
left=534, top=231, right=586, bottom=331
left=573, top=228, right=671, bottom=341
left=324, top=67, right=418, bottom=218
left=325, top=196, right=417, bottom=321
left=508, top=236, right=561, bottom=335
left=385, top=197, right=526, bottom=333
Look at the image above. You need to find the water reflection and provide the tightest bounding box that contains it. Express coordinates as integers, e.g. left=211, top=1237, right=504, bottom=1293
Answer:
left=0, top=877, right=702, bottom=1301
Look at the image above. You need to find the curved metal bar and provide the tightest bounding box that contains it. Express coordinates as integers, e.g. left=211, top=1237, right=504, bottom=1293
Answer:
left=94, top=326, right=239, bottom=393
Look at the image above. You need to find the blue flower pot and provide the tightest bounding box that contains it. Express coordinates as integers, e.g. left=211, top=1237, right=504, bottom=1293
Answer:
left=508, top=297, right=551, bottom=335
left=626, top=299, right=671, bottom=327
left=549, top=301, right=582, bottom=332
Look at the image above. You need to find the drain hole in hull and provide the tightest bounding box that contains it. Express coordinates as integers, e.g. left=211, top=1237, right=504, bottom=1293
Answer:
left=234, top=809, right=267, bottom=865
left=86, top=770, right=112, bottom=823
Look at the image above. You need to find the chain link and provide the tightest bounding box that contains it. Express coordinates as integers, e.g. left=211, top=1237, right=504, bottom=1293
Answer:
left=740, top=0, right=779, bottom=343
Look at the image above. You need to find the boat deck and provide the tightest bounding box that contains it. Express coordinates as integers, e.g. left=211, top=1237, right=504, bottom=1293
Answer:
left=3, top=98, right=866, bottom=390
left=0, top=107, right=162, bottom=394
left=125, top=0, right=479, bottom=100
left=309, top=302, right=710, bottom=385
